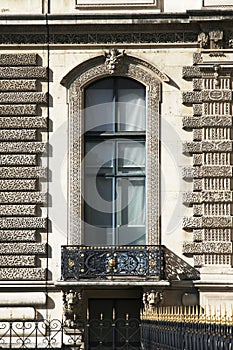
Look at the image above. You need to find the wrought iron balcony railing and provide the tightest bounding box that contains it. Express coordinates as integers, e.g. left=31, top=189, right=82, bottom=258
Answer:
left=61, top=245, right=164, bottom=280
left=61, top=245, right=200, bottom=281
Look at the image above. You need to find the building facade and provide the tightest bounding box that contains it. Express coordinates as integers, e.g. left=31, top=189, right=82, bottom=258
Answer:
left=0, top=0, right=233, bottom=348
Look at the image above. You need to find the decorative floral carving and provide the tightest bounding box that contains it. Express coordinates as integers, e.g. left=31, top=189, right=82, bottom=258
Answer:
left=104, top=49, right=125, bottom=74
left=209, top=30, right=223, bottom=49
left=197, top=32, right=208, bottom=48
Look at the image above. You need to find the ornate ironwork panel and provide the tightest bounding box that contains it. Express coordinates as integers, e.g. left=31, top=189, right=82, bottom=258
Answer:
left=61, top=245, right=164, bottom=280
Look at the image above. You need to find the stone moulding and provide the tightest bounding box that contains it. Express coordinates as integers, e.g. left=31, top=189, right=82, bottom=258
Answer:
left=62, top=53, right=162, bottom=245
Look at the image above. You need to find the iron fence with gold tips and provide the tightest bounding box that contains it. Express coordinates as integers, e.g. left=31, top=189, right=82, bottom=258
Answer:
left=141, top=306, right=233, bottom=350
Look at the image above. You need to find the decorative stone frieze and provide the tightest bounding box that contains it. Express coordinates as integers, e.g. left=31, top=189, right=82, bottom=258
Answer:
left=0, top=268, right=46, bottom=280
left=0, top=230, right=36, bottom=242
left=183, top=115, right=233, bottom=129
left=193, top=166, right=232, bottom=178
left=0, top=167, right=46, bottom=178
left=0, top=130, right=36, bottom=140
left=183, top=90, right=232, bottom=104
left=0, top=192, right=46, bottom=204
left=0, top=217, right=47, bottom=229
left=183, top=242, right=232, bottom=254
left=0, top=155, right=37, bottom=166
left=0, top=117, right=47, bottom=129
left=183, top=141, right=232, bottom=153
left=0, top=92, right=47, bottom=104
left=0, top=67, right=47, bottom=79
left=0, top=54, right=38, bottom=66
left=0, top=80, right=37, bottom=92
left=0, top=243, right=46, bottom=254
left=0, top=255, right=36, bottom=267
left=0, top=104, right=37, bottom=115
left=0, top=205, right=37, bottom=216
left=0, top=142, right=46, bottom=153
left=183, top=191, right=232, bottom=204
left=183, top=216, right=232, bottom=229
left=0, top=179, right=37, bottom=191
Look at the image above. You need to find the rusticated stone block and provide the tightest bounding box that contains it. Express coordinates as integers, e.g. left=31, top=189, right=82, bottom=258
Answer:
left=0, top=230, right=36, bottom=242
left=0, top=179, right=37, bottom=191
left=0, top=243, right=46, bottom=254
left=183, top=216, right=232, bottom=229
left=0, top=142, right=46, bottom=154
left=183, top=141, right=232, bottom=153
left=0, top=192, right=46, bottom=204
left=0, top=217, right=47, bottom=229
left=183, top=91, right=202, bottom=104
left=193, top=255, right=204, bottom=267
left=193, top=166, right=232, bottom=178
left=182, top=167, right=194, bottom=179
left=193, top=154, right=202, bottom=166
left=0, top=255, right=36, bottom=267
left=193, top=179, right=203, bottom=191
left=0, top=104, right=37, bottom=115
left=0, top=67, right=47, bottom=79
left=193, top=204, right=203, bottom=216
left=193, top=129, right=202, bottom=141
left=183, top=242, right=232, bottom=254
left=0, top=268, right=46, bottom=280
left=193, top=52, right=203, bottom=65
left=0, top=54, right=38, bottom=66
left=0, top=92, right=47, bottom=104
left=0, top=117, right=47, bottom=129
left=0, top=80, right=37, bottom=92
left=193, top=79, right=203, bottom=91
left=0, top=205, right=36, bottom=216
left=0, top=167, right=46, bottom=178
left=0, top=155, right=37, bottom=166
left=193, top=229, right=204, bottom=242
left=182, top=66, right=201, bottom=79
left=193, top=104, right=202, bottom=115
left=183, top=191, right=233, bottom=204
left=0, top=129, right=36, bottom=140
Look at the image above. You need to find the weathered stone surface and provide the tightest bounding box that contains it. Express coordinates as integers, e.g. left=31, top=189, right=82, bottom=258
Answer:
left=0, top=142, right=46, bottom=153
left=0, top=167, right=46, bottom=178
left=193, top=104, right=202, bottom=115
left=183, top=241, right=232, bottom=254
left=0, top=54, right=38, bottom=66
left=0, top=117, right=47, bottom=129
left=0, top=129, right=36, bottom=140
left=0, top=217, right=46, bottom=229
left=182, top=66, right=202, bottom=79
left=193, top=179, right=203, bottom=191
left=0, top=92, right=47, bottom=104
left=0, top=205, right=36, bottom=216
left=193, top=129, right=202, bottom=141
left=0, top=243, right=46, bottom=254
left=183, top=191, right=233, bottom=204
left=0, top=80, right=37, bottom=91
left=0, top=155, right=37, bottom=166
left=193, top=229, right=204, bottom=242
left=0, top=192, right=46, bottom=204
left=193, top=154, right=202, bottom=165
left=0, top=180, right=37, bottom=191
left=183, top=116, right=233, bottom=128
left=0, top=104, right=37, bottom=115
left=182, top=167, right=194, bottom=179
left=193, top=204, right=203, bottom=216
left=183, top=141, right=232, bottom=153
left=183, top=91, right=202, bottom=104
left=0, top=67, right=47, bottom=79
left=0, top=230, right=36, bottom=242
left=0, top=268, right=46, bottom=280
left=0, top=255, right=36, bottom=267
left=193, top=78, right=203, bottom=91
left=183, top=216, right=232, bottom=229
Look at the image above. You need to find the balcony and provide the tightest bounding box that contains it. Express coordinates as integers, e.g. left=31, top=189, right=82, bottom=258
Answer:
left=61, top=245, right=200, bottom=281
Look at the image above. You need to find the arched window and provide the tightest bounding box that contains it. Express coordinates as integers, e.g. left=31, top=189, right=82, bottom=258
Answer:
left=84, top=77, right=146, bottom=245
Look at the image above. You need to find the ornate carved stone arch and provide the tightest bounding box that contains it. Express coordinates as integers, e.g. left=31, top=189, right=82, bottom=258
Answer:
left=61, top=53, right=168, bottom=245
